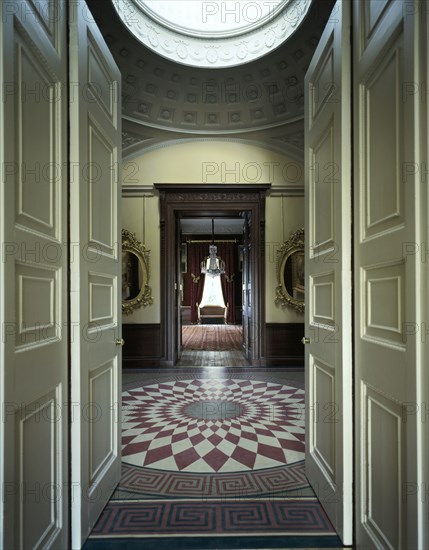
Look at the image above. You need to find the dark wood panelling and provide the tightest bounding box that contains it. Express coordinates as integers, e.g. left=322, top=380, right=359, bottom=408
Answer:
left=155, top=183, right=270, bottom=367
left=122, top=324, right=161, bottom=368
left=122, top=322, right=304, bottom=368
left=265, top=323, right=304, bottom=366
left=181, top=306, right=191, bottom=325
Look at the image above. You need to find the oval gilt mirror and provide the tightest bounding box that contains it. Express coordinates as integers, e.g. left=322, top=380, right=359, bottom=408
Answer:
left=275, top=228, right=305, bottom=313
left=122, top=229, right=153, bottom=315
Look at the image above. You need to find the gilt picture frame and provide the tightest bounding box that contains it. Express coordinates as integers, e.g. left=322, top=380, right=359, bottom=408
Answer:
left=122, top=229, right=153, bottom=315
left=275, top=227, right=305, bottom=313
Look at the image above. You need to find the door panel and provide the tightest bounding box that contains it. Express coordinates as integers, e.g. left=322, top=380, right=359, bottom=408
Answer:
left=304, top=1, right=352, bottom=544
left=354, top=1, right=424, bottom=547
left=176, top=218, right=181, bottom=362
left=69, top=3, right=122, bottom=547
left=423, top=7, right=429, bottom=549
left=1, top=1, right=68, bottom=548
left=242, top=213, right=250, bottom=360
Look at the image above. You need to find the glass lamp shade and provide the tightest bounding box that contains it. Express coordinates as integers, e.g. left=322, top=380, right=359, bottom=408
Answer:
left=201, top=244, right=225, bottom=277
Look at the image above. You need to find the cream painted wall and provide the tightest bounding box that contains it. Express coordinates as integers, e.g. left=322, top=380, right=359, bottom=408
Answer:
left=122, top=140, right=304, bottom=324
left=123, top=140, right=303, bottom=187
left=122, top=196, right=160, bottom=324
left=266, top=196, right=304, bottom=323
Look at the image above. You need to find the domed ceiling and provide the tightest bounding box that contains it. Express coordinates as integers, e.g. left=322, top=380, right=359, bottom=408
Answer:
left=86, top=0, right=335, bottom=159
left=113, top=0, right=312, bottom=68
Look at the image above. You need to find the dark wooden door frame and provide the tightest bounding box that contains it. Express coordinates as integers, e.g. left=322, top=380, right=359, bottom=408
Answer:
left=155, top=183, right=270, bottom=367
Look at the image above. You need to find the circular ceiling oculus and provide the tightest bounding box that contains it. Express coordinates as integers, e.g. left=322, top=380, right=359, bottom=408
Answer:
left=112, top=0, right=313, bottom=68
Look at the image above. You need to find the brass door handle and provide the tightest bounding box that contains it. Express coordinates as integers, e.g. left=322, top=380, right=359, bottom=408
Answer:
left=301, top=337, right=310, bottom=345
left=115, top=338, right=125, bottom=346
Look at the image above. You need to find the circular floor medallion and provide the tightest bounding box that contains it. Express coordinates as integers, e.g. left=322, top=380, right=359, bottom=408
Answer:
left=122, top=378, right=305, bottom=473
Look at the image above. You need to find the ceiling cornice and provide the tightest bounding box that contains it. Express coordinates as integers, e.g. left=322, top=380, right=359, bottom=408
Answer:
left=112, top=0, right=312, bottom=69
left=122, top=135, right=304, bottom=163
left=87, top=0, right=335, bottom=137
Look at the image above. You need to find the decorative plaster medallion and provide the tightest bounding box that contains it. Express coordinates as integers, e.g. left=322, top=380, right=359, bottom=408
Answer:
left=112, top=0, right=312, bottom=68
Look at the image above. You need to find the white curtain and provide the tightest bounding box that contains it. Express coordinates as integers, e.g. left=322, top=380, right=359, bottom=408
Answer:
left=199, top=274, right=226, bottom=308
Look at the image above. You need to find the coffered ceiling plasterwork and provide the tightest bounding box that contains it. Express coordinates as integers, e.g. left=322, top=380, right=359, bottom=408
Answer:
left=113, top=0, right=312, bottom=68
left=87, top=0, right=335, bottom=156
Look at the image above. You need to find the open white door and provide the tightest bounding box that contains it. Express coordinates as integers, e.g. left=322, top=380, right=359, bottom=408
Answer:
left=304, top=0, right=352, bottom=544
left=69, top=2, right=122, bottom=547
left=0, top=1, right=69, bottom=548
left=353, top=1, right=425, bottom=547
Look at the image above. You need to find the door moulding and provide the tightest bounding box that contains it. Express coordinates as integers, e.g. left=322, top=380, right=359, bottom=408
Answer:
left=155, top=183, right=270, bottom=366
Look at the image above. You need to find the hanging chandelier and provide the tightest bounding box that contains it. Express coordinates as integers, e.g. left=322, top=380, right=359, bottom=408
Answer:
left=201, top=219, right=225, bottom=277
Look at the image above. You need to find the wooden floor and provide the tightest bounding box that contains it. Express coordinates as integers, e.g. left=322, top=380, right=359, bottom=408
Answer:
left=176, top=349, right=250, bottom=367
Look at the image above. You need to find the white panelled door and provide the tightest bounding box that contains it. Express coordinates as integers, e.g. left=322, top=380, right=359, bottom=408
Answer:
left=304, top=0, right=352, bottom=545
left=353, top=1, right=424, bottom=547
left=69, top=2, right=122, bottom=547
left=1, top=1, right=69, bottom=548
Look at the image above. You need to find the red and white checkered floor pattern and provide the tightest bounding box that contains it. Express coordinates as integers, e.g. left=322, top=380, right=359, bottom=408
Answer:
left=122, top=378, right=305, bottom=473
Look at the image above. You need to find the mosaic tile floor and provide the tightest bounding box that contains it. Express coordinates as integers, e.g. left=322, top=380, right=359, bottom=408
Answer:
left=122, top=378, right=305, bottom=473
left=85, top=368, right=344, bottom=549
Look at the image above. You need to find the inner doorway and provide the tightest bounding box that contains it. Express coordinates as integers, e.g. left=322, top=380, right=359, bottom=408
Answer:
left=155, top=183, right=270, bottom=367
left=179, top=216, right=246, bottom=366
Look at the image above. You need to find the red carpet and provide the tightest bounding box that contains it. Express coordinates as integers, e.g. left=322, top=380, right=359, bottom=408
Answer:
left=182, top=324, right=243, bottom=351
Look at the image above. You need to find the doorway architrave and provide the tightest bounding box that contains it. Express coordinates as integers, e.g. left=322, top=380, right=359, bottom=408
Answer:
left=155, top=183, right=270, bottom=366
